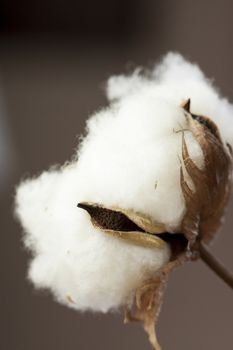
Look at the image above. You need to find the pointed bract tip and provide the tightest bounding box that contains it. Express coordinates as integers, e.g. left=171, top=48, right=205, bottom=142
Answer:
left=182, top=98, right=191, bottom=112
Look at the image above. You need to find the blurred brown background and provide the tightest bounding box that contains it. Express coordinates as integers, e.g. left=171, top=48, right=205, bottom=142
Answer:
left=1, top=1, right=233, bottom=349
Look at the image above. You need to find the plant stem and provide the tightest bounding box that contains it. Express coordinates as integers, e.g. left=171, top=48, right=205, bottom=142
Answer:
left=199, top=243, right=233, bottom=289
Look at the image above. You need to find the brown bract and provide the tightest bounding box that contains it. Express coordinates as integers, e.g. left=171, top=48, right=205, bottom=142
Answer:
left=77, top=99, right=232, bottom=350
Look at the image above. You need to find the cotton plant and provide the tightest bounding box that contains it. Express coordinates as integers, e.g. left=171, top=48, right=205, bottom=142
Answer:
left=15, top=53, right=233, bottom=350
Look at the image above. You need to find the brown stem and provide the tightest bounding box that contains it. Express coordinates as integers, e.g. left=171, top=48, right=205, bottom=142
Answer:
left=199, top=243, right=233, bottom=289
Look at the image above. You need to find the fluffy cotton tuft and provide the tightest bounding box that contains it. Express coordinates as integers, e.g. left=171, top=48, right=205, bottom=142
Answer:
left=15, top=53, right=233, bottom=313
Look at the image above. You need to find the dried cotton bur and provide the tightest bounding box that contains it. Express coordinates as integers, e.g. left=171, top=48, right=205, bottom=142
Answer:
left=15, top=53, right=233, bottom=350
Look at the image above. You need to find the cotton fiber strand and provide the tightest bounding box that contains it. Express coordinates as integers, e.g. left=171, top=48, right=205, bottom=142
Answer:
left=15, top=53, right=233, bottom=313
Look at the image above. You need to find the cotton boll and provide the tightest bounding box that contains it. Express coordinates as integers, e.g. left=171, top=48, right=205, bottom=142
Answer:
left=16, top=167, right=171, bottom=312
left=77, top=96, right=203, bottom=229
left=15, top=52, right=233, bottom=315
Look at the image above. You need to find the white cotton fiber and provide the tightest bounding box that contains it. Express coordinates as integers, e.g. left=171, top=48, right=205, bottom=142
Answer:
left=15, top=53, right=233, bottom=313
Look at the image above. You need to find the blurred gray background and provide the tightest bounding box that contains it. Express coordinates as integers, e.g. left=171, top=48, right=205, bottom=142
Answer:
left=1, top=1, right=233, bottom=349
